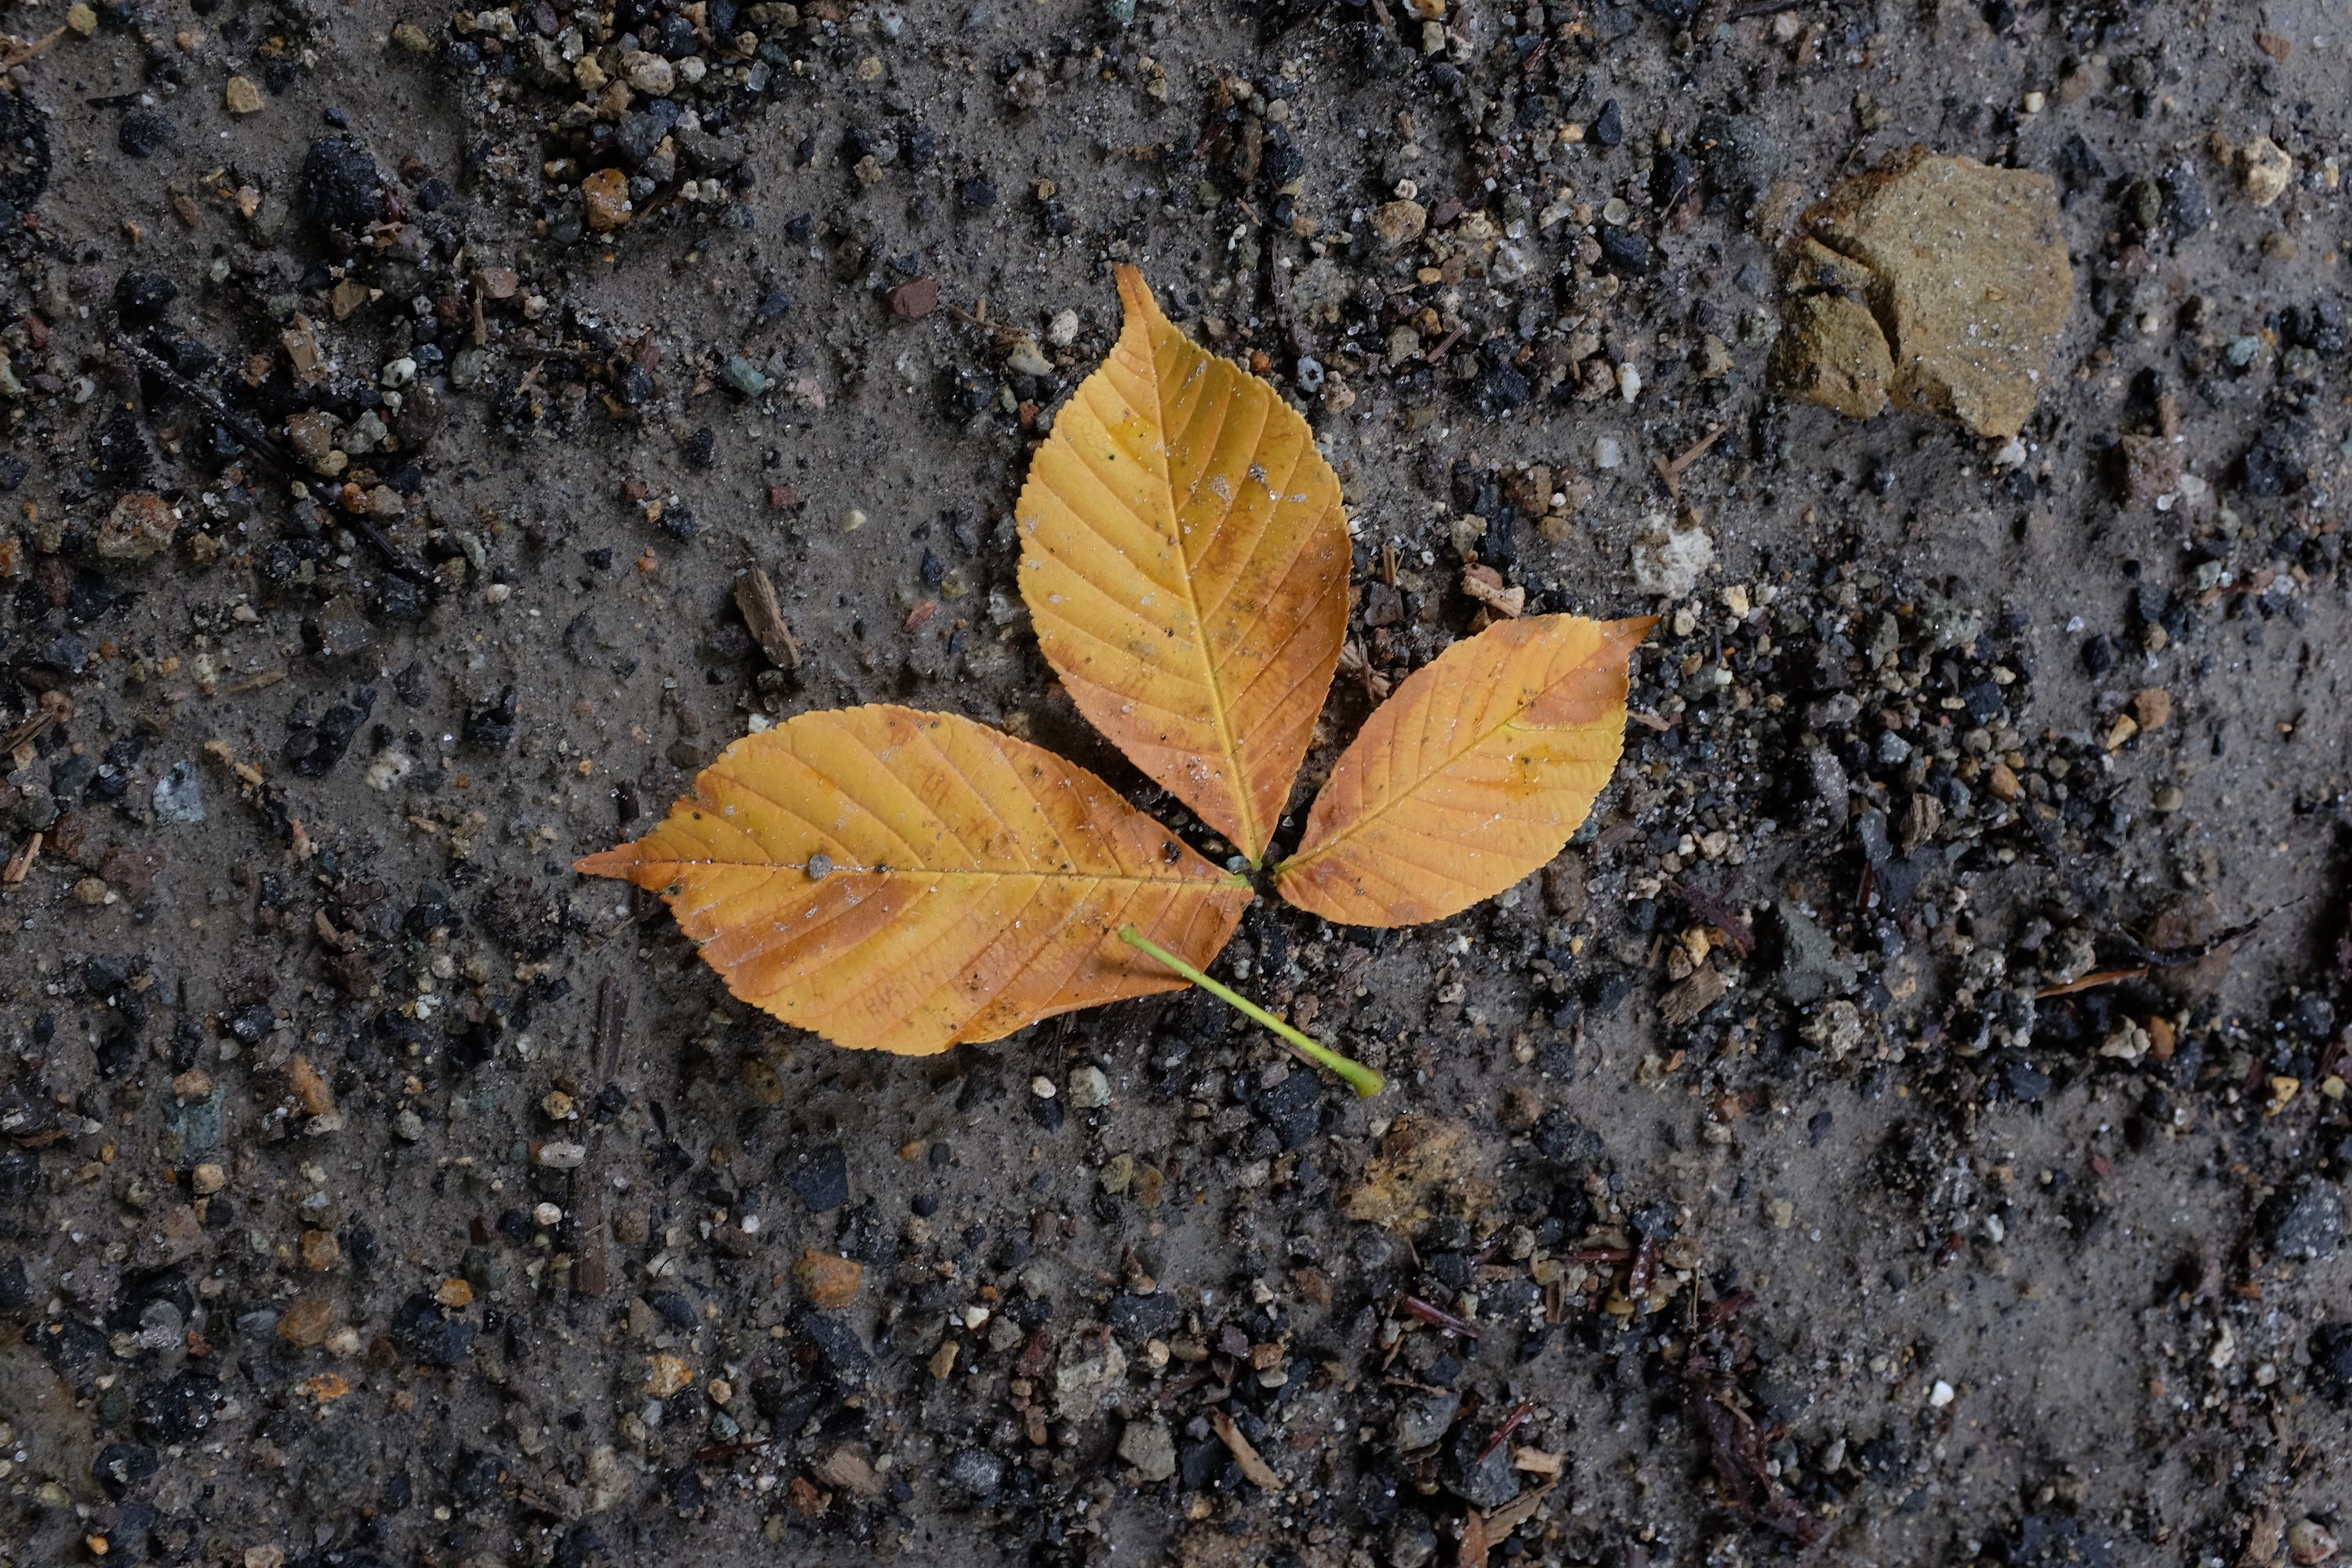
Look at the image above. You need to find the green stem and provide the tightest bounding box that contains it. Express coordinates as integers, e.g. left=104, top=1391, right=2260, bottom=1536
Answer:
left=1119, top=925, right=1385, bottom=1099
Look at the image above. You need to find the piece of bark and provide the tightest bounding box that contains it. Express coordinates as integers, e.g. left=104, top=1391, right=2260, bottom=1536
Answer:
left=735, top=565, right=803, bottom=670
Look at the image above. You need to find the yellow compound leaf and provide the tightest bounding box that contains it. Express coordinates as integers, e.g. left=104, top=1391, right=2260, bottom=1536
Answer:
left=1016, top=265, right=1351, bottom=866
left=1272, top=615, right=1654, bottom=927
left=575, top=706, right=1253, bottom=1055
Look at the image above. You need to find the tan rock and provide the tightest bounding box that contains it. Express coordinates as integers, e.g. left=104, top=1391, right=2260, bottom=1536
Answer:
left=644, top=1352, right=695, bottom=1399
left=286, top=1055, right=336, bottom=1116
left=1770, top=292, right=1892, bottom=421
left=2114, top=432, right=2180, bottom=506
left=277, top=1295, right=337, bottom=1348
left=2241, top=136, right=2294, bottom=206
left=97, top=494, right=178, bottom=560
left=792, top=1249, right=865, bottom=1309
left=300, top=1230, right=343, bottom=1272
left=225, top=76, right=264, bottom=115
left=811, top=1443, right=884, bottom=1497
left=1370, top=199, right=1428, bottom=248
left=1773, top=148, right=2071, bottom=438
left=582, top=167, right=633, bottom=232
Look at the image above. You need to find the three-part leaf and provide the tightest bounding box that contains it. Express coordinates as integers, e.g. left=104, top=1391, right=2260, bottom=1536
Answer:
left=580, top=267, right=1652, bottom=1070
left=1015, top=265, right=1351, bottom=866
left=577, top=706, right=1253, bottom=1055
left=1273, top=615, right=1655, bottom=927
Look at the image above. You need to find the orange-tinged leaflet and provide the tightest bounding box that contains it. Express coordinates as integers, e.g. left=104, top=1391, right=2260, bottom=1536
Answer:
left=1273, top=615, right=1653, bottom=927
left=576, top=706, right=1253, bottom=1055
left=1016, top=265, right=1350, bottom=865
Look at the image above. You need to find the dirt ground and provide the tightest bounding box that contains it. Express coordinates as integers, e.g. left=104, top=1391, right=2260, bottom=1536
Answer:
left=2, top=0, right=2349, bottom=1563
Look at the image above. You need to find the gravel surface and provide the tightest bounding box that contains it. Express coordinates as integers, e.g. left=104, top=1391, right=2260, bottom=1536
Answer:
left=1, top=1, right=2349, bottom=1565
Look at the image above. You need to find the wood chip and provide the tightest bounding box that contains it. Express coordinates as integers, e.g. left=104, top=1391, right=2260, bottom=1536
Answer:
left=734, top=564, right=802, bottom=670
left=1659, top=964, right=1729, bottom=1026
left=1461, top=563, right=1525, bottom=618
left=2, top=832, right=41, bottom=886
left=1208, top=1408, right=1280, bottom=1492
left=1457, top=1508, right=1489, bottom=1568
left=1483, top=1479, right=1558, bottom=1540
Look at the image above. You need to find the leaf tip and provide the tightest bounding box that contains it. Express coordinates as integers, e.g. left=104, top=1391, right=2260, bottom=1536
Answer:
left=1111, top=263, right=1161, bottom=330
left=572, top=845, right=638, bottom=881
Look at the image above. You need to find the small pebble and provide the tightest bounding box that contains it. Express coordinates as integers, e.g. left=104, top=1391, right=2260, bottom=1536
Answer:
left=1068, top=1066, right=1110, bottom=1109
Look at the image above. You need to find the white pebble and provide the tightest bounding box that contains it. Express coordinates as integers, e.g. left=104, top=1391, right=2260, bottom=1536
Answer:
left=1068, top=1065, right=1110, bottom=1109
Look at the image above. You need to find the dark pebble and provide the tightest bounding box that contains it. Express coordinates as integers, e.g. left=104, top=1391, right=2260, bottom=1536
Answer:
left=0, top=1255, right=30, bottom=1313
left=0, top=1147, right=39, bottom=1202
left=391, top=1291, right=478, bottom=1367
left=282, top=688, right=376, bottom=779
left=798, top=1309, right=870, bottom=1385
left=299, top=133, right=389, bottom=234
left=1178, top=1434, right=1231, bottom=1491
left=2239, top=421, right=2310, bottom=498
left=113, top=270, right=177, bottom=323
left=2310, top=1322, right=2352, bottom=1403
left=1592, top=99, right=1623, bottom=148
left=947, top=1446, right=1006, bottom=1498
left=1108, top=1290, right=1181, bottom=1342
left=462, top=685, right=518, bottom=751
left=93, top=1441, right=160, bottom=1498
left=1596, top=223, right=1653, bottom=276
left=1694, top=111, right=1780, bottom=198
left=1442, top=1421, right=1522, bottom=1510
left=786, top=1142, right=850, bottom=1211
left=117, top=110, right=177, bottom=159
left=135, top=1370, right=217, bottom=1444
left=2263, top=1174, right=2343, bottom=1261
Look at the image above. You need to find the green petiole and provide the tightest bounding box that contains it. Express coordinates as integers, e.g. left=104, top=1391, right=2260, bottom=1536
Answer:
left=1119, top=924, right=1385, bottom=1099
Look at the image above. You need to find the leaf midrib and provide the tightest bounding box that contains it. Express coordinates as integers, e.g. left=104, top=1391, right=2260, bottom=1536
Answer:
left=632, top=855, right=1250, bottom=890
left=1276, top=667, right=1566, bottom=882
left=1139, top=324, right=1263, bottom=862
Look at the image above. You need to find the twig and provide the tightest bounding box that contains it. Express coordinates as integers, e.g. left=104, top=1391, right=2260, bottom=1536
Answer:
left=572, top=976, right=630, bottom=1298
left=691, top=1437, right=768, bottom=1464
left=1396, top=1294, right=1482, bottom=1338
left=1653, top=424, right=1726, bottom=499
left=0, top=706, right=64, bottom=757
left=1474, top=1398, right=1535, bottom=1465
left=1120, top=924, right=1383, bottom=1098
left=0, top=27, right=65, bottom=72
left=2034, top=966, right=2149, bottom=1000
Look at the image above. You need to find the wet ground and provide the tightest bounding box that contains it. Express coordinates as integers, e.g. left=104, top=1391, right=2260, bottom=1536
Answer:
left=1, top=0, right=2349, bottom=1564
